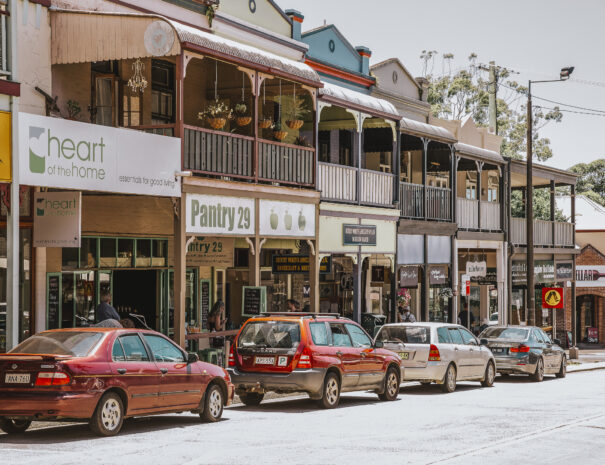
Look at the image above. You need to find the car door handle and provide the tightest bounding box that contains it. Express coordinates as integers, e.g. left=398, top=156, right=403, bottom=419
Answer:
left=360, top=352, right=367, bottom=358
left=454, top=347, right=459, bottom=351
left=117, top=368, right=127, bottom=375
left=160, top=368, right=168, bottom=375
left=336, top=351, right=343, bottom=357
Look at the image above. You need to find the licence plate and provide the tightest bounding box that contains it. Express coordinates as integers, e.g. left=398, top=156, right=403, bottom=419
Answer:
left=5, top=373, right=31, bottom=384
left=491, top=348, right=506, bottom=354
left=398, top=352, right=410, bottom=360
left=254, top=356, right=275, bottom=365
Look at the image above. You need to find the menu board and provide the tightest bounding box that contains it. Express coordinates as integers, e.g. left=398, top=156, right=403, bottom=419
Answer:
left=199, top=279, right=211, bottom=330
left=47, top=275, right=61, bottom=329
left=242, top=286, right=266, bottom=317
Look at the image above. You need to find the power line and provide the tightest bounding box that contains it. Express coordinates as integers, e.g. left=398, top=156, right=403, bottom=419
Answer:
left=534, top=105, right=605, bottom=117
left=532, top=95, right=605, bottom=115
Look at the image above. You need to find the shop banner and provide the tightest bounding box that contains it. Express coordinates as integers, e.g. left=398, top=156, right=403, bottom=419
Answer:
left=512, top=260, right=554, bottom=285
left=556, top=261, right=573, bottom=281
left=33, top=191, right=81, bottom=247
left=471, top=267, right=497, bottom=285
left=186, top=237, right=234, bottom=267
left=186, top=193, right=255, bottom=235
left=466, top=261, right=487, bottom=278
left=19, top=113, right=181, bottom=197
left=343, top=224, right=377, bottom=246
left=259, top=200, right=315, bottom=237
left=429, top=266, right=447, bottom=285
left=575, top=266, right=605, bottom=288
left=272, top=254, right=311, bottom=274
left=542, top=287, right=564, bottom=309
left=399, top=266, right=419, bottom=288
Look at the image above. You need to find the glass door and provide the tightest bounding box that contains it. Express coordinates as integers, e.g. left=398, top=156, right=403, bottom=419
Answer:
left=74, top=271, right=95, bottom=327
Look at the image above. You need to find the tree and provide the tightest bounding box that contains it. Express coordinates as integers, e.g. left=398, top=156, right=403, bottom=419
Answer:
left=568, top=159, right=605, bottom=206
left=510, top=189, right=568, bottom=222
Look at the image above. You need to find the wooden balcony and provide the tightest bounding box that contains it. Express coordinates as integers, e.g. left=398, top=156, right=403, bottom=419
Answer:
left=360, top=169, right=394, bottom=207
left=399, top=183, right=451, bottom=221
left=399, top=182, right=423, bottom=219
left=318, top=163, right=394, bottom=207
left=510, top=217, right=574, bottom=247
left=426, top=186, right=451, bottom=221
left=457, top=198, right=501, bottom=230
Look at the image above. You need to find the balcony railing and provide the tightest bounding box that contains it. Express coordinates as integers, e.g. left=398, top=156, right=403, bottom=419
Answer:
left=399, top=183, right=451, bottom=221
left=318, top=162, right=357, bottom=203
left=426, top=186, right=451, bottom=221
left=0, top=10, right=8, bottom=75
left=258, top=140, right=314, bottom=186
left=360, top=169, right=394, bottom=207
left=457, top=198, right=501, bottom=230
left=399, top=182, right=424, bottom=219
left=129, top=124, right=175, bottom=137
left=480, top=201, right=501, bottom=230
left=510, top=217, right=574, bottom=247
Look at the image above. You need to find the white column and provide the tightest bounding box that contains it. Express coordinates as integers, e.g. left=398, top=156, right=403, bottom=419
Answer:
left=452, top=238, right=459, bottom=323
left=497, top=242, right=506, bottom=324
left=34, top=247, right=46, bottom=332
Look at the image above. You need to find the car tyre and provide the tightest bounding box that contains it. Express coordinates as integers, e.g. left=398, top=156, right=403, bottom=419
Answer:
left=481, top=361, right=496, bottom=387
left=89, top=392, right=124, bottom=437
left=531, top=357, right=545, bottom=382
left=441, top=364, right=457, bottom=393
left=555, top=356, right=567, bottom=378
left=0, top=418, right=32, bottom=434
left=200, top=384, right=223, bottom=422
left=239, top=392, right=264, bottom=406
left=378, top=366, right=400, bottom=401
left=317, top=372, right=340, bottom=409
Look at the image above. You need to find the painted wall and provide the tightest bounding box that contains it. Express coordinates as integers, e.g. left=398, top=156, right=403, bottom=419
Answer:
left=218, top=0, right=291, bottom=37
left=372, top=61, right=419, bottom=101
left=303, top=26, right=361, bottom=74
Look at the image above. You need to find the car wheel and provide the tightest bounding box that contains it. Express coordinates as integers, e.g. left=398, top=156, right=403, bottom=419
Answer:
left=200, top=384, right=223, bottom=422
left=555, top=356, right=567, bottom=378
left=441, top=364, right=457, bottom=393
left=0, top=418, right=32, bottom=434
left=89, top=392, right=124, bottom=436
left=378, top=366, right=400, bottom=401
left=481, top=361, right=496, bottom=387
left=239, top=392, right=265, bottom=406
left=531, top=357, right=545, bottom=382
left=317, top=372, right=340, bottom=409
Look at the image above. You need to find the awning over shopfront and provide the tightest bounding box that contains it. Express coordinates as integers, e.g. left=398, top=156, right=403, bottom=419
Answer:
left=455, top=142, right=504, bottom=165
left=319, top=82, right=400, bottom=120
left=50, top=10, right=321, bottom=85
left=400, top=116, right=457, bottom=144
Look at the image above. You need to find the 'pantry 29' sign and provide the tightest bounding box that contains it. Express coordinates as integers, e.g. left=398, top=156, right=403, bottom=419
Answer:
left=187, top=194, right=255, bottom=235
left=18, top=113, right=181, bottom=197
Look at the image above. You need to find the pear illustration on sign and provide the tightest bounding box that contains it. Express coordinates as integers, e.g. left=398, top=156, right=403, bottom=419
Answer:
left=284, top=210, right=292, bottom=230
left=270, top=208, right=278, bottom=230
left=298, top=210, right=306, bottom=231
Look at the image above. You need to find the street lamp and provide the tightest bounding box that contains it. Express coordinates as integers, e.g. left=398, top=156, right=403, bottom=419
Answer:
left=526, top=66, right=574, bottom=327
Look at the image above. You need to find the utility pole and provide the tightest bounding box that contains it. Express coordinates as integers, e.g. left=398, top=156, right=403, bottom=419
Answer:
left=488, top=61, right=498, bottom=135
left=526, top=83, right=535, bottom=326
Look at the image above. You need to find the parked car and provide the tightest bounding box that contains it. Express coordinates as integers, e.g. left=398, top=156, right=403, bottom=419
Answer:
left=478, top=325, right=566, bottom=381
left=375, top=323, right=496, bottom=393
left=227, top=313, right=403, bottom=409
left=488, top=312, right=499, bottom=326
left=0, top=328, right=234, bottom=436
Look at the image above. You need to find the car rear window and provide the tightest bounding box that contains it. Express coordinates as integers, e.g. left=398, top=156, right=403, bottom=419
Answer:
left=10, top=332, right=103, bottom=357
left=482, top=327, right=529, bottom=341
left=377, top=326, right=431, bottom=344
left=239, top=321, right=301, bottom=349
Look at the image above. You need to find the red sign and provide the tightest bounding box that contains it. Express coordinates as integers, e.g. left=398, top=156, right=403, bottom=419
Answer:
left=587, top=327, right=598, bottom=343
left=542, top=287, right=564, bottom=309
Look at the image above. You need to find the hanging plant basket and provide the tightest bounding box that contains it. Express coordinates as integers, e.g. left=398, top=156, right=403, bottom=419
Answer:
left=207, top=117, right=227, bottom=130
left=286, top=119, right=304, bottom=130
left=236, top=116, right=252, bottom=127
left=273, top=130, right=288, bottom=141
left=259, top=118, right=273, bottom=129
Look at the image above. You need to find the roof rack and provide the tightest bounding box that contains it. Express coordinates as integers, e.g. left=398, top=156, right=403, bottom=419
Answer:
left=252, top=312, right=342, bottom=319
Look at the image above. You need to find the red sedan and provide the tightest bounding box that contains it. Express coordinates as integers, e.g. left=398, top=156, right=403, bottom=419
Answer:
left=0, top=328, right=234, bottom=436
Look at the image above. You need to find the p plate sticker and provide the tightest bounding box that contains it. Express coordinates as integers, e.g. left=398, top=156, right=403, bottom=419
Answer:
left=278, top=356, right=288, bottom=367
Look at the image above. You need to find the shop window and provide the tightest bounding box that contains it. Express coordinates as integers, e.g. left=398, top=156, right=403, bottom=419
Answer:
left=136, top=239, right=152, bottom=267
left=234, top=248, right=249, bottom=268
left=62, top=248, right=79, bottom=270
left=117, top=239, right=134, bottom=267
left=81, top=238, right=98, bottom=269
left=122, top=86, right=141, bottom=127
left=100, top=238, right=117, bottom=268
left=152, top=239, right=168, bottom=267
left=151, top=60, right=175, bottom=124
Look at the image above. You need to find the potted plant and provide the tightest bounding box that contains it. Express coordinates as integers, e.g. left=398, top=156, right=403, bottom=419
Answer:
left=272, top=122, right=288, bottom=141
left=234, top=102, right=252, bottom=127
left=285, top=97, right=309, bottom=130
left=259, top=116, right=273, bottom=129
left=198, top=99, right=233, bottom=130
left=294, top=135, right=310, bottom=147
left=66, top=100, right=81, bottom=120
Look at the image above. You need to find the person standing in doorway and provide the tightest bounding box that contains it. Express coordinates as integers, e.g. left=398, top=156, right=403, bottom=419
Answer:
left=96, top=291, right=120, bottom=323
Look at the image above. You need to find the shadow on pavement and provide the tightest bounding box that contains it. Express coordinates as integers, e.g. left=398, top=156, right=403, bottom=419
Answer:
left=494, top=374, right=559, bottom=384
left=230, top=393, right=392, bottom=413
left=398, top=382, right=485, bottom=395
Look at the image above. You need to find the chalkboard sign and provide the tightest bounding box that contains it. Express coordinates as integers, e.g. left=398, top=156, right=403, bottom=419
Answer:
left=47, top=274, right=61, bottom=329
left=242, top=286, right=267, bottom=317
left=199, top=279, right=211, bottom=330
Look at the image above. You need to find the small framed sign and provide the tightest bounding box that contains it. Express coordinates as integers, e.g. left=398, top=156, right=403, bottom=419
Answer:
left=242, top=286, right=267, bottom=317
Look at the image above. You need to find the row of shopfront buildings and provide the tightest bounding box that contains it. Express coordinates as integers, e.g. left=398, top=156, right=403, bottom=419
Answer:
left=0, top=0, right=580, bottom=351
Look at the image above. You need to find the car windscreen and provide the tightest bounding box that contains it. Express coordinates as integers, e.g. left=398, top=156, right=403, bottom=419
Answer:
left=481, top=327, right=529, bottom=341
left=377, top=326, right=431, bottom=344
left=10, top=332, right=104, bottom=357
left=238, top=321, right=301, bottom=349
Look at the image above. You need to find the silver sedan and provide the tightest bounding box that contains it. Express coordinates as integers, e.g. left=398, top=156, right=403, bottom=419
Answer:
left=375, top=322, right=496, bottom=393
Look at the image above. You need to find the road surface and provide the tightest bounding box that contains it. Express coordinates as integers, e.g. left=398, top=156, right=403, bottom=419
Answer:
left=2, top=370, right=605, bottom=465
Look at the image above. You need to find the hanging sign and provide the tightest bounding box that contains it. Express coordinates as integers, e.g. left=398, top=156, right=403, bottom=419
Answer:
left=33, top=191, right=81, bottom=247
left=575, top=266, right=605, bottom=288
left=555, top=261, right=573, bottom=281
left=272, top=254, right=311, bottom=274
left=542, top=287, right=564, bottom=309
left=259, top=200, right=315, bottom=237
left=343, top=224, right=377, bottom=246
left=466, top=261, right=487, bottom=278
left=18, top=113, right=180, bottom=196
left=186, top=193, right=255, bottom=235
left=429, top=266, right=447, bottom=285
left=186, top=237, right=234, bottom=267
left=399, top=266, right=419, bottom=288
left=242, top=286, right=267, bottom=317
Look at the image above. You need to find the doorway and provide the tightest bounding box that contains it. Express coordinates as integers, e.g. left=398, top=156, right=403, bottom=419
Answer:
left=113, top=270, right=158, bottom=330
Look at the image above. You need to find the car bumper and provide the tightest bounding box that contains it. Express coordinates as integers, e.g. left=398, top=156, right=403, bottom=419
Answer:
left=403, top=362, right=449, bottom=383
left=227, top=367, right=327, bottom=396
left=0, top=390, right=99, bottom=420
left=494, top=355, right=536, bottom=375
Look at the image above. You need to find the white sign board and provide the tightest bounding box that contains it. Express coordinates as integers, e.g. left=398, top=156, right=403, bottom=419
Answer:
left=259, top=200, right=315, bottom=237
left=575, top=266, right=605, bottom=288
left=19, top=113, right=181, bottom=197
left=466, top=261, right=487, bottom=278
left=33, top=191, right=81, bottom=247
left=186, top=193, right=255, bottom=235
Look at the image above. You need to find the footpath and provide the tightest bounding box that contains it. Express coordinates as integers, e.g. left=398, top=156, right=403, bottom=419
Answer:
left=567, top=349, right=605, bottom=373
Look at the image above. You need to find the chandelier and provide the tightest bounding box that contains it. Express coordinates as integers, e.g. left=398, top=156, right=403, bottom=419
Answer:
left=128, top=59, right=148, bottom=93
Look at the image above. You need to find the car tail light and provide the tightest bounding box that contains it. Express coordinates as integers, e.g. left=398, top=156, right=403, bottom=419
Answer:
left=228, top=344, right=235, bottom=367
left=297, top=346, right=313, bottom=369
left=510, top=345, right=530, bottom=353
left=428, top=344, right=441, bottom=361
left=35, top=372, right=71, bottom=387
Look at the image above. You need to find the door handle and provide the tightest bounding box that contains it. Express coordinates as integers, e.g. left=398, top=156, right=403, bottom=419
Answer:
left=117, top=368, right=127, bottom=375
left=336, top=351, right=343, bottom=357
left=160, top=368, right=168, bottom=375
left=360, top=352, right=367, bottom=358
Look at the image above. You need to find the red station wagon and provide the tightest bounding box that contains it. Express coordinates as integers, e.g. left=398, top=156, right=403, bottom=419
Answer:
left=0, top=328, right=234, bottom=436
left=228, top=313, right=403, bottom=408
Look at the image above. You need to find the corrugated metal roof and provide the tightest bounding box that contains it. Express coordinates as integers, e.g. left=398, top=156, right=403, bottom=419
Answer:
left=455, top=142, right=504, bottom=164
left=557, top=195, right=605, bottom=230
left=318, top=82, right=400, bottom=119
left=400, top=116, right=456, bottom=143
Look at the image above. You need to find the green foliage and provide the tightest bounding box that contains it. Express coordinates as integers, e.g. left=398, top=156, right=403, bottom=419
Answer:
left=422, top=53, right=563, bottom=161
left=568, top=159, right=605, bottom=206
left=510, top=189, right=568, bottom=222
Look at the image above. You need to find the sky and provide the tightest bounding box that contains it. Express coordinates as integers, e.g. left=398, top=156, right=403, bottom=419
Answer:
left=277, top=0, right=605, bottom=170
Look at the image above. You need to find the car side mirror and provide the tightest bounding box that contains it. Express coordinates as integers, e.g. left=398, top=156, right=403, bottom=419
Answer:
left=553, top=338, right=562, bottom=346
left=187, top=352, right=199, bottom=364
left=480, top=338, right=488, bottom=346
left=374, top=340, right=384, bottom=349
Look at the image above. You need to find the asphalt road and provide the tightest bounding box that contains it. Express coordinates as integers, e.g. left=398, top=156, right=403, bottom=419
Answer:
left=2, top=370, right=605, bottom=465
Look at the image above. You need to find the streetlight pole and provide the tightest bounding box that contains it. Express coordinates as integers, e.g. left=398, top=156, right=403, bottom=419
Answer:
left=525, top=67, right=574, bottom=327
